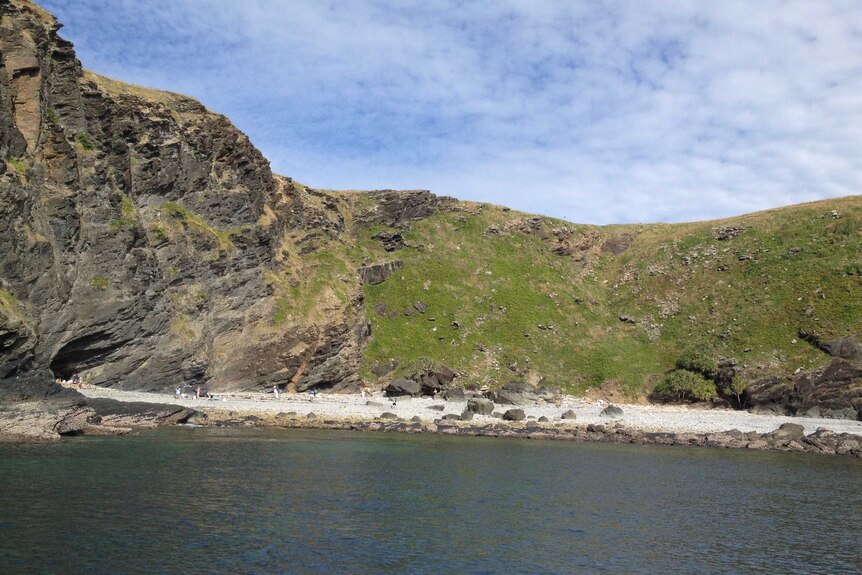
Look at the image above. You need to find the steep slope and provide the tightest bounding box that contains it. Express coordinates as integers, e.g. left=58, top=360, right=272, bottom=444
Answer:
left=1, top=1, right=861, bottom=419
left=0, top=0, right=395, bottom=398
left=358, top=198, right=862, bottom=402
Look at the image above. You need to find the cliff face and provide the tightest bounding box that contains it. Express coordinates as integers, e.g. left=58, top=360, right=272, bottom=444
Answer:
left=0, top=0, right=443, bottom=398
left=2, top=1, right=861, bottom=420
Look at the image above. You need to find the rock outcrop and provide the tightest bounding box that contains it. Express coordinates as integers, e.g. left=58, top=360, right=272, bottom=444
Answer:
left=0, top=0, right=450, bottom=410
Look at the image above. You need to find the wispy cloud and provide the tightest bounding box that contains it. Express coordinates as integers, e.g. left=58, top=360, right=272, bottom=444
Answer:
left=40, top=0, right=862, bottom=223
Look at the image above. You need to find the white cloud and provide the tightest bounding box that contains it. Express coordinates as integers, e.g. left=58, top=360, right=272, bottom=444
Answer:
left=40, top=0, right=862, bottom=224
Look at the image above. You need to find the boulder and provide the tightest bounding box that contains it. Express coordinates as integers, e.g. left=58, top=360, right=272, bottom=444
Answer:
left=466, top=398, right=494, bottom=415
left=601, top=405, right=624, bottom=418
left=384, top=377, right=421, bottom=397
left=561, top=409, right=577, bottom=420
left=359, top=261, right=404, bottom=285
left=428, top=405, right=445, bottom=411
left=537, top=416, right=549, bottom=423
left=503, top=408, right=526, bottom=421
left=442, top=413, right=461, bottom=420
left=379, top=412, right=399, bottom=419
left=819, top=336, right=862, bottom=361
left=460, top=410, right=474, bottom=421
left=747, top=358, right=862, bottom=419
left=417, top=365, right=457, bottom=395
left=442, top=387, right=465, bottom=401
left=772, top=422, right=805, bottom=440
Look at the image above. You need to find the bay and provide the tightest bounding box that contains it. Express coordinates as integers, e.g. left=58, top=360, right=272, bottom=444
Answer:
left=1, top=428, right=860, bottom=574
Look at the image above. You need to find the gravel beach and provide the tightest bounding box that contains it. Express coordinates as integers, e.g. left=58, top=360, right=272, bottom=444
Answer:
left=79, top=387, right=862, bottom=437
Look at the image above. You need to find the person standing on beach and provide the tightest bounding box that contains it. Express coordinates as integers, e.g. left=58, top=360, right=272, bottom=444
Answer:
left=195, top=385, right=201, bottom=399
left=273, top=385, right=279, bottom=399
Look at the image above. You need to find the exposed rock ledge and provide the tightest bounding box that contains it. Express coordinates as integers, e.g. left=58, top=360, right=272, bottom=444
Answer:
left=191, top=411, right=862, bottom=458
left=0, top=397, right=195, bottom=441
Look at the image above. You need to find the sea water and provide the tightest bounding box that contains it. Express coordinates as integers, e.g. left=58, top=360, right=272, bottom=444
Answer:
left=1, top=428, right=860, bottom=574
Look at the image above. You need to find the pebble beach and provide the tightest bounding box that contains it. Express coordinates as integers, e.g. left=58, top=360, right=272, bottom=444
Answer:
left=78, top=386, right=862, bottom=437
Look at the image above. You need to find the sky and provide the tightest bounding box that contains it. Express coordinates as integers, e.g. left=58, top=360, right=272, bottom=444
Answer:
left=39, top=0, right=862, bottom=224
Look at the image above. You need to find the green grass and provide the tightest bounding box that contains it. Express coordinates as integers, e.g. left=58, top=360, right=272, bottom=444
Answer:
left=5, top=157, right=27, bottom=183
left=77, top=132, right=94, bottom=151
left=352, top=196, right=862, bottom=397
left=0, top=289, right=25, bottom=321
left=90, top=276, right=109, bottom=290
left=160, top=202, right=240, bottom=251
left=110, top=193, right=138, bottom=230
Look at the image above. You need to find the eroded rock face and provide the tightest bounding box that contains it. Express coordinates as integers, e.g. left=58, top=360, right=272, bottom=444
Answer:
left=0, top=1, right=446, bottom=402
left=747, top=358, right=862, bottom=420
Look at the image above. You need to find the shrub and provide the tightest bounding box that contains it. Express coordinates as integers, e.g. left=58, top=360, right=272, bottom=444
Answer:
left=90, top=276, right=109, bottom=290
left=675, top=347, right=718, bottom=377
left=654, top=369, right=717, bottom=402
left=45, top=108, right=59, bottom=126
left=77, top=132, right=94, bottom=150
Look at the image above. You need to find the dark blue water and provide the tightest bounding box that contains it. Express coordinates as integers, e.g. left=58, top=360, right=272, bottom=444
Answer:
left=1, top=428, right=860, bottom=575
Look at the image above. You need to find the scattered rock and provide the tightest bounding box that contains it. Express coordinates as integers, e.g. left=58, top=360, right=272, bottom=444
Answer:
left=372, top=303, right=389, bottom=317
left=460, top=410, right=474, bottom=421
left=503, top=408, right=526, bottom=421
left=715, top=226, right=746, bottom=240
left=442, top=388, right=465, bottom=401
left=371, top=231, right=406, bottom=252
left=379, top=412, right=399, bottom=420
left=360, top=261, right=404, bottom=285
left=466, top=397, right=494, bottom=415
left=561, top=409, right=577, bottom=420
left=537, top=416, right=549, bottom=422
left=384, top=377, right=421, bottom=397
left=601, top=405, right=624, bottom=418
left=428, top=404, right=445, bottom=411
left=413, top=301, right=428, bottom=313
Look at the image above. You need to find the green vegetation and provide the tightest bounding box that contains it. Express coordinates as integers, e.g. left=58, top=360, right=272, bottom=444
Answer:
left=349, top=195, right=862, bottom=397
left=0, top=289, right=24, bottom=321
left=5, top=157, right=27, bottom=183
left=675, top=347, right=718, bottom=377
left=77, top=131, right=94, bottom=151
left=45, top=107, right=59, bottom=127
left=160, top=202, right=240, bottom=251
left=90, top=276, right=109, bottom=290
left=110, top=193, right=138, bottom=230
left=654, top=370, right=717, bottom=401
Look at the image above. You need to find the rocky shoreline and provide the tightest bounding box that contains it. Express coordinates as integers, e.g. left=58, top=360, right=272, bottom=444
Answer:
left=190, top=409, right=862, bottom=458
left=3, top=385, right=859, bottom=457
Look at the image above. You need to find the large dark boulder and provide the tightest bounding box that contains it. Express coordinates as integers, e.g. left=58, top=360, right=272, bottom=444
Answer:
left=601, top=405, right=624, bottom=418
left=359, top=261, right=404, bottom=285
left=416, top=365, right=456, bottom=395
left=503, top=408, right=526, bottom=421
left=820, top=336, right=862, bottom=362
left=384, top=377, right=421, bottom=397
left=747, top=358, right=862, bottom=419
left=466, top=397, right=494, bottom=415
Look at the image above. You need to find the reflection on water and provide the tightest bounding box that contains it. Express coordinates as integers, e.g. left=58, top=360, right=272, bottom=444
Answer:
left=1, top=428, right=860, bottom=574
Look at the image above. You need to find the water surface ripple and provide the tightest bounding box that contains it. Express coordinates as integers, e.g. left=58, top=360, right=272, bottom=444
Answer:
left=1, top=428, right=860, bottom=574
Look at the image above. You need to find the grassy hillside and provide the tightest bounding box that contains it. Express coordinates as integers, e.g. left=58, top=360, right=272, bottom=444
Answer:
left=347, top=196, right=862, bottom=397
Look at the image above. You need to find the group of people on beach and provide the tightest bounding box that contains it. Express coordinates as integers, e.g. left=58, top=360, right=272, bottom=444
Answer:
left=175, top=385, right=208, bottom=399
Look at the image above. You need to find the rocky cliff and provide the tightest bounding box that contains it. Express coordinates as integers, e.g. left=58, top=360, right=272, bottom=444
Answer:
left=2, top=1, right=861, bottom=423
left=0, top=0, right=449, bottom=401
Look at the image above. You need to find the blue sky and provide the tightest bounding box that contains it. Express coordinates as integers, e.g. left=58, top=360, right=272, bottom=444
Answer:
left=40, top=0, right=862, bottom=224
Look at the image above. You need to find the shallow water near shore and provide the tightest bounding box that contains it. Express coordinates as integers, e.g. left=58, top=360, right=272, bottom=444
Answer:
left=1, top=428, right=860, bottom=575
